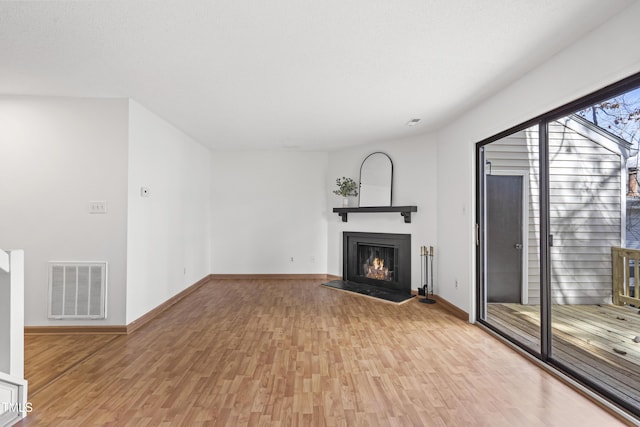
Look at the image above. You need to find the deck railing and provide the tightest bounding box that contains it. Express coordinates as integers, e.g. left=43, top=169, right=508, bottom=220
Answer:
left=612, top=246, right=640, bottom=306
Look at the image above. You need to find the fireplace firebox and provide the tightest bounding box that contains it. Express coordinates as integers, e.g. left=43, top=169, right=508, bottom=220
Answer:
left=343, top=231, right=411, bottom=295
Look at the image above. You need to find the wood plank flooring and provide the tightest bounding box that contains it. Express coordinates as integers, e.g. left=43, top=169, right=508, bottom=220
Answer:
left=24, top=334, right=119, bottom=395
left=488, top=303, right=640, bottom=412
left=17, top=278, right=631, bottom=426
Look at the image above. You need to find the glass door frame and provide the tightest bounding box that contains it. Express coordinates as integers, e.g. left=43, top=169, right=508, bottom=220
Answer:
left=475, top=71, right=640, bottom=415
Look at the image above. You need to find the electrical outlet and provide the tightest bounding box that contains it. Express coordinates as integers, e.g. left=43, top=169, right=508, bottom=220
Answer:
left=455, top=279, right=459, bottom=288
left=88, top=200, right=107, bottom=214
left=289, top=256, right=294, bottom=263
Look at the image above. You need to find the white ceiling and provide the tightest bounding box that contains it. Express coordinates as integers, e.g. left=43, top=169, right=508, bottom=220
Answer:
left=0, top=0, right=635, bottom=151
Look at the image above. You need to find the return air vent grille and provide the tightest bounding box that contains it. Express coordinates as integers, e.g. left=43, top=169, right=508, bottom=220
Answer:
left=48, top=262, right=107, bottom=319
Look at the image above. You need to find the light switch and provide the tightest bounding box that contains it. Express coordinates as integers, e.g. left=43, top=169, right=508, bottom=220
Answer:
left=88, top=201, right=107, bottom=214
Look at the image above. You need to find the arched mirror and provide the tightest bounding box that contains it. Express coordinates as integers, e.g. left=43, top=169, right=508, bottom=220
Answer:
left=359, top=152, right=393, bottom=207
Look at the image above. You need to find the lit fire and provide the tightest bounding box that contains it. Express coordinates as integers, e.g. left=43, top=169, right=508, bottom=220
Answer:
left=366, top=257, right=390, bottom=280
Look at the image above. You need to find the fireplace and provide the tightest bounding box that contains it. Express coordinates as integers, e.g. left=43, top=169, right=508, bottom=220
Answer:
left=343, top=231, right=411, bottom=294
left=359, top=244, right=394, bottom=281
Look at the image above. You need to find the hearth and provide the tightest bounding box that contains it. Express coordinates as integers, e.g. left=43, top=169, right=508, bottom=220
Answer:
left=320, top=231, right=412, bottom=302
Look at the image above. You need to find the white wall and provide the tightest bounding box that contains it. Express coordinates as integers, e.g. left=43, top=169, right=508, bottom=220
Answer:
left=210, top=151, right=328, bottom=274
left=436, top=1, right=640, bottom=319
left=0, top=96, right=129, bottom=326
left=126, top=100, right=211, bottom=324
left=326, top=135, right=438, bottom=292
left=4, top=2, right=639, bottom=329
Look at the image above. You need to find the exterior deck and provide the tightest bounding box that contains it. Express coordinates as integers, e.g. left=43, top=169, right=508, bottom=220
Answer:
left=487, top=303, right=640, bottom=410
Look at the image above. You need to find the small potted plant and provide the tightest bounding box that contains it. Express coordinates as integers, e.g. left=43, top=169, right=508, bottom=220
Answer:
left=333, top=177, right=358, bottom=206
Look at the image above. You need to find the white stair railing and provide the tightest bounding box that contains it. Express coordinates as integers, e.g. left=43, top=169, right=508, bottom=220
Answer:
left=0, top=249, right=28, bottom=426
left=0, top=372, right=28, bottom=427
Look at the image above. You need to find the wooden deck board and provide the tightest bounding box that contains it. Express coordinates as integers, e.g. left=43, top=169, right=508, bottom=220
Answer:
left=485, top=305, right=541, bottom=351
left=487, top=303, right=640, bottom=409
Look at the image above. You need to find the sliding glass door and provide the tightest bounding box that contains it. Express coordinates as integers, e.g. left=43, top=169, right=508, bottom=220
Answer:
left=477, top=75, right=640, bottom=416
left=549, top=90, right=640, bottom=410
left=478, top=125, right=542, bottom=355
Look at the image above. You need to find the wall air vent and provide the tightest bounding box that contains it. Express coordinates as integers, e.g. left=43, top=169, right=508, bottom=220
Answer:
left=48, top=262, right=107, bottom=319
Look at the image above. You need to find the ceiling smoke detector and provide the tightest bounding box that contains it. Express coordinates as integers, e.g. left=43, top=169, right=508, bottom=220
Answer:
left=406, top=118, right=421, bottom=127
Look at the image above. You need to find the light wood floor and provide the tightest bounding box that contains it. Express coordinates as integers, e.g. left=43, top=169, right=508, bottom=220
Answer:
left=18, top=278, right=630, bottom=426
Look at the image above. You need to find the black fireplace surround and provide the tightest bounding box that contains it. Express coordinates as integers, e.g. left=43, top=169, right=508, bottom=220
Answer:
left=343, top=231, right=411, bottom=294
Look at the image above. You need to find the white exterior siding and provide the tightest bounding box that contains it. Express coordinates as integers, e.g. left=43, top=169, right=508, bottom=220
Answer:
left=484, top=119, right=623, bottom=305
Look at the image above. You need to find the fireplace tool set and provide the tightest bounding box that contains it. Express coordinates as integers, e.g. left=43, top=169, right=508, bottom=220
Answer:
left=419, top=245, right=436, bottom=304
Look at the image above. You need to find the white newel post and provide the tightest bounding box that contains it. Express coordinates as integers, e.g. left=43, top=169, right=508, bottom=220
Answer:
left=9, top=250, right=24, bottom=380
left=0, top=250, right=10, bottom=376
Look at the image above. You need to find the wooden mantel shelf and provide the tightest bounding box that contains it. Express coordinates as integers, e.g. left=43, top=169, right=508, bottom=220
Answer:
left=332, top=206, right=418, bottom=223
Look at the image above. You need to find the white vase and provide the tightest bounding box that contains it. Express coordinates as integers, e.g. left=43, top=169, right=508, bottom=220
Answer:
left=342, top=197, right=349, bottom=207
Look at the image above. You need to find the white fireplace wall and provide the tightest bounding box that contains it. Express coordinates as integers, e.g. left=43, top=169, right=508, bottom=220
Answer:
left=326, top=134, right=438, bottom=293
